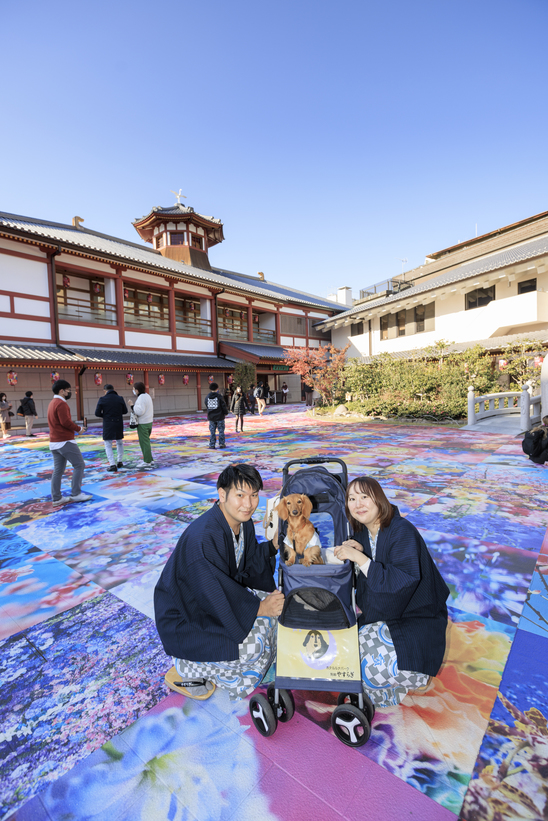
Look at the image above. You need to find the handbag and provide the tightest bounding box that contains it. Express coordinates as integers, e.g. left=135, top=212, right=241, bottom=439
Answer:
left=262, top=494, right=281, bottom=542
left=16, top=406, right=25, bottom=417
left=129, top=410, right=138, bottom=429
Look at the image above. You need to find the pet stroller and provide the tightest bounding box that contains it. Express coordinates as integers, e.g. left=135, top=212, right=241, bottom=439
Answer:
left=249, top=457, right=374, bottom=747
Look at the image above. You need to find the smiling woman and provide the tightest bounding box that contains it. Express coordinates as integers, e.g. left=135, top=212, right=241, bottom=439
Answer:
left=334, top=476, right=450, bottom=707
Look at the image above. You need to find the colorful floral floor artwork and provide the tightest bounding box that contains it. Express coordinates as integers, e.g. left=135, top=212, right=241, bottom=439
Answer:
left=1, top=405, right=547, bottom=821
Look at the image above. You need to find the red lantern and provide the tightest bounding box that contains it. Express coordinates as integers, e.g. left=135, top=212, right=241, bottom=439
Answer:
left=534, top=356, right=544, bottom=367
left=240, top=311, right=245, bottom=320
left=94, top=373, right=103, bottom=386
left=208, top=375, right=215, bottom=384
left=7, top=371, right=17, bottom=386
left=189, top=302, right=195, bottom=311
left=158, top=374, right=165, bottom=386
left=124, top=288, right=129, bottom=299
left=126, top=373, right=134, bottom=386
left=147, top=293, right=153, bottom=304
left=498, top=359, right=508, bottom=371
left=227, top=375, right=233, bottom=384
left=253, top=314, right=259, bottom=323
left=183, top=374, right=190, bottom=385
left=224, top=307, right=230, bottom=317
left=62, top=274, right=70, bottom=287
left=93, top=282, right=101, bottom=294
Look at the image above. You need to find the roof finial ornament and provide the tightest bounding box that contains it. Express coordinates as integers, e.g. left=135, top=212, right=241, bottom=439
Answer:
left=170, top=189, right=187, bottom=204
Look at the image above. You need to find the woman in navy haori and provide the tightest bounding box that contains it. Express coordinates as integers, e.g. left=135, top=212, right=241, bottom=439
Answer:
left=334, top=476, right=449, bottom=708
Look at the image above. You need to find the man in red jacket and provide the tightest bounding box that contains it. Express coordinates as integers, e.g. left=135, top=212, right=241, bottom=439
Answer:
left=48, top=379, right=92, bottom=507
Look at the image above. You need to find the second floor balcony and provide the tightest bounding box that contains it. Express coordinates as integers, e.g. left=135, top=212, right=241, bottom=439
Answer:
left=57, top=296, right=118, bottom=326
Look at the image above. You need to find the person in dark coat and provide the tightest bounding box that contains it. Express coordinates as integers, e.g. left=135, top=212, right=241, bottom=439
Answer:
left=154, top=463, right=283, bottom=700
left=204, top=382, right=229, bottom=448
left=230, top=386, right=249, bottom=432
left=246, top=384, right=257, bottom=415
left=524, top=415, right=548, bottom=465
left=94, top=384, right=128, bottom=472
left=334, top=476, right=449, bottom=707
left=20, top=391, right=38, bottom=437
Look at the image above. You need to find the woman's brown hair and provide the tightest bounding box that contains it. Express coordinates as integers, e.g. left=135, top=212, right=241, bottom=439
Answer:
left=345, top=476, right=394, bottom=532
left=133, top=382, right=146, bottom=396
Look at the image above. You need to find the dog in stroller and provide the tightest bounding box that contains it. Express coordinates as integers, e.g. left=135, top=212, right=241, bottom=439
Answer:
left=276, top=493, right=323, bottom=567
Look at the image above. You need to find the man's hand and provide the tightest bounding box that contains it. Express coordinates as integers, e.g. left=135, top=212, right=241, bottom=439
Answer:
left=257, top=589, right=284, bottom=618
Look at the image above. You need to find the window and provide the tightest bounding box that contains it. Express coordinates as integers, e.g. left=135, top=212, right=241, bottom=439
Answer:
left=281, top=314, right=306, bottom=335
left=170, top=232, right=185, bottom=246
left=380, top=315, right=389, bottom=340
left=465, top=285, right=495, bottom=310
left=518, top=278, right=537, bottom=294
left=414, top=304, right=425, bottom=333
left=396, top=310, right=406, bottom=336
left=351, top=321, right=364, bottom=337
left=191, top=235, right=203, bottom=250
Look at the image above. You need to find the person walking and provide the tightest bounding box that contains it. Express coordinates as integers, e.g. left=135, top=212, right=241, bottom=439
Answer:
left=130, top=382, right=154, bottom=469
left=246, top=385, right=257, bottom=415
left=230, top=386, right=249, bottom=433
left=48, top=379, right=91, bottom=507
left=20, top=391, right=38, bottom=437
left=255, top=382, right=266, bottom=416
left=281, top=382, right=289, bottom=404
left=304, top=382, right=314, bottom=407
left=0, top=392, right=12, bottom=439
left=95, top=384, right=128, bottom=472
left=205, top=382, right=228, bottom=449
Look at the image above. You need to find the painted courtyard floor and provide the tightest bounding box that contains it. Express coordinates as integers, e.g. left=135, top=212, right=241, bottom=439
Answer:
left=1, top=405, right=548, bottom=821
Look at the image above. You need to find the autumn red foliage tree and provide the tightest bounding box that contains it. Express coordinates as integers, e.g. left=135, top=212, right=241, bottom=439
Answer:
left=282, top=343, right=350, bottom=405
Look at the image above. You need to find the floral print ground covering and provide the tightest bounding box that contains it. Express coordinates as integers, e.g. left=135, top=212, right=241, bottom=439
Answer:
left=0, top=406, right=547, bottom=821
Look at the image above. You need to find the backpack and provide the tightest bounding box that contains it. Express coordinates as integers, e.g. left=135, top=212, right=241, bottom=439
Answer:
left=206, top=395, right=220, bottom=411
left=522, top=429, right=544, bottom=458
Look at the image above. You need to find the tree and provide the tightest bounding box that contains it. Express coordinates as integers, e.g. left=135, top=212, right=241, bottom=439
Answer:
left=232, top=362, right=256, bottom=391
left=282, top=343, right=350, bottom=405
left=500, top=338, right=544, bottom=390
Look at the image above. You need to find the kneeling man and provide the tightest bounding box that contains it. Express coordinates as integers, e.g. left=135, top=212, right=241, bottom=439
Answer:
left=154, top=463, right=283, bottom=700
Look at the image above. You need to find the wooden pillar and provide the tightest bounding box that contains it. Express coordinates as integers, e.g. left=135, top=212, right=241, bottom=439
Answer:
left=247, top=301, right=253, bottom=342
left=196, top=371, right=202, bottom=411
left=275, top=309, right=281, bottom=345
left=304, top=310, right=309, bottom=348
left=168, top=284, right=177, bottom=351
left=115, top=274, right=126, bottom=347
left=144, top=370, right=149, bottom=393
left=74, top=366, right=84, bottom=421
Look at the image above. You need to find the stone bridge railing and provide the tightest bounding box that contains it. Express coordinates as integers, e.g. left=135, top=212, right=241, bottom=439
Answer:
left=467, top=382, right=542, bottom=431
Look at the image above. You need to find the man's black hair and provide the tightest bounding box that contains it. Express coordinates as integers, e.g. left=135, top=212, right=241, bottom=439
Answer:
left=210, top=382, right=218, bottom=391
left=104, top=384, right=114, bottom=391
left=52, top=379, right=71, bottom=395
left=25, top=391, right=33, bottom=397
left=217, top=463, right=263, bottom=493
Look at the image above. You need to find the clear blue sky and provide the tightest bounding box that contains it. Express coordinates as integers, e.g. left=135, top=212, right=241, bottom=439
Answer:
left=1, top=0, right=547, bottom=300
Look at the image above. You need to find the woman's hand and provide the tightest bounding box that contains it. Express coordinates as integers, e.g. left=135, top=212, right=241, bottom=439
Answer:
left=334, top=540, right=368, bottom=567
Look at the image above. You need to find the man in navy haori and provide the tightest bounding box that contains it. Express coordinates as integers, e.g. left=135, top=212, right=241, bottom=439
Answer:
left=154, top=464, right=283, bottom=700
left=204, top=381, right=228, bottom=449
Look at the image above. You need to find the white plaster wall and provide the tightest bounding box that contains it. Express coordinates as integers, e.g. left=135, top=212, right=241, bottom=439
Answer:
left=0, top=254, right=49, bottom=297
left=259, top=313, right=276, bottom=331
left=0, top=238, right=46, bottom=259
left=280, top=307, right=306, bottom=316
left=56, top=254, right=112, bottom=273
left=0, top=295, right=10, bottom=312
left=2, top=317, right=52, bottom=340
left=14, top=298, right=50, bottom=318
left=174, top=283, right=212, bottom=297
left=280, top=336, right=293, bottom=346
left=176, top=336, right=215, bottom=353
left=59, top=325, right=120, bottom=346
left=124, top=331, right=172, bottom=349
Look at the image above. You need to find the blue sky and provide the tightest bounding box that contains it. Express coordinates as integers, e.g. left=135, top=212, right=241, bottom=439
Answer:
left=1, top=0, right=547, bottom=300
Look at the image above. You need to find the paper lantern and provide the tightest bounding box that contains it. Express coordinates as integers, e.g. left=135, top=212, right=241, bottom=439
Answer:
left=253, top=314, right=259, bottom=323
left=224, top=307, right=230, bottom=317
left=51, top=371, right=60, bottom=384
left=147, top=293, right=153, bottom=304
left=188, top=302, right=195, bottom=311
left=208, top=375, right=215, bottom=384
left=124, top=288, right=129, bottom=299
left=498, top=359, right=508, bottom=371
left=240, top=311, right=245, bottom=320
left=94, top=373, right=103, bottom=386
left=62, top=274, right=70, bottom=287
left=182, top=374, right=189, bottom=385
left=7, top=371, right=17, bottom=386
left=534, top=356, right=544, bottom=367
left=93, top=282, right=101, bottom=294
left=227, top=375, right=233, bottom=384
left=126, top=373, right=134, bottom=386
left=158, top=374, right=165, bottom=386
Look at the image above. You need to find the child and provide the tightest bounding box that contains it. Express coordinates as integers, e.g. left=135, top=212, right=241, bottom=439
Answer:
left=205, top=382, right=229, bottom=449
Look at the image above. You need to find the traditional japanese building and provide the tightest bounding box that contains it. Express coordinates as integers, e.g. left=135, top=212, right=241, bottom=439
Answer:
left=0, top=199, right=342, bottom=423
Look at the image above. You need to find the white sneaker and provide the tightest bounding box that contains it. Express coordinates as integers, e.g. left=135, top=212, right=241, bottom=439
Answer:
left=136, top=460, right=154, bottom=469
left=52, top=496, right=71, bottom=507
left=69, top=492, right=93, bottom=503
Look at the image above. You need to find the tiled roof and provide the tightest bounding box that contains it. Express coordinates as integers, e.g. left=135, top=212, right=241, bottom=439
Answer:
left=320, top=234, right=548, bottom=327
left=211, top=268, right=341, bottom=311
left=134, top=204, right=222, bottom=224
left=219, top=341, right=288, bottom=361
left=0, top=343, right=86, bottom=362
left=68, top=348, right=231, bottom=369
left=359, top=330, right=548, bottom=363
left=0, top=211, right=343, bottom=312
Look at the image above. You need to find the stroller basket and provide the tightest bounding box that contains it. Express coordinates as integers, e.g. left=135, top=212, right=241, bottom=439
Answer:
left=279, top=562, right=356, bottom=630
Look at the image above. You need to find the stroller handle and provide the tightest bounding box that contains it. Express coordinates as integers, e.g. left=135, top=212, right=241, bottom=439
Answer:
left=282, top=457, right=348, bottom=487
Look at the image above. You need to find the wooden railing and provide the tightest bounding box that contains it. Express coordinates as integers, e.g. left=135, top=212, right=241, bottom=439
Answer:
left=57, top=297, right=117, bottom=326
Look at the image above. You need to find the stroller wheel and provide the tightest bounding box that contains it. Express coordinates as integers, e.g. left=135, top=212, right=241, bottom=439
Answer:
left=331, top=704, right=371, bottom=747
left=249, top=693, right=278, bottom=737
left=337, top=691, right=375, bottom=724
left=267, top=684, right=295, bottom=723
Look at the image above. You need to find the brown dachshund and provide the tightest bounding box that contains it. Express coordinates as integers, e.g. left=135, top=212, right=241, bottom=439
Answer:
left=276, top=493, right=323, bottom=567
